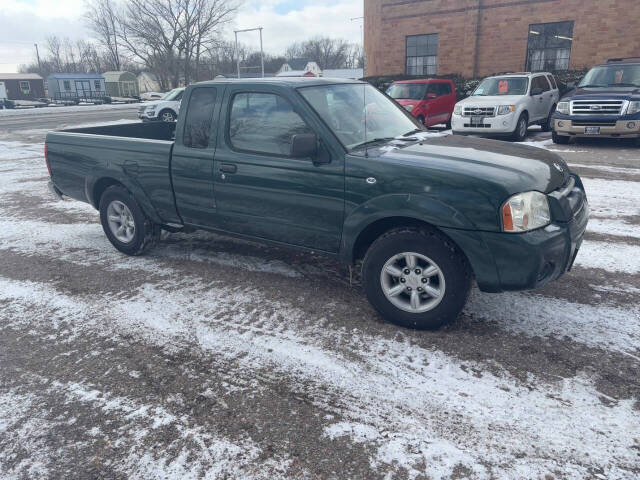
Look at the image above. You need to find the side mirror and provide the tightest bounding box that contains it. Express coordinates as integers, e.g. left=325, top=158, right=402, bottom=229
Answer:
left=291, top=133, right=318, bottom=159
left=426, top=92, right=437, bottom=99
left=531, top=87, right=543, bottom=96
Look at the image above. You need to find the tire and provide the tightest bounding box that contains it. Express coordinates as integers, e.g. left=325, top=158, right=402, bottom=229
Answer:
left=552, top=131, right=570, bottom=144
left=99, top=185, right=160, bottom=256
left=362, top=227, right=472, bottom=330
left=445, top=115, right=452, bottom=130
left=540, top=105, right=555, bottom=132
left=511, top=113, right=528, bottom=141
left=159, top=109, right=176, bottom=122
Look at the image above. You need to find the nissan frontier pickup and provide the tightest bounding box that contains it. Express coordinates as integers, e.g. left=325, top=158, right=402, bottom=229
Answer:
left=45, top=78, right=588, bottom=329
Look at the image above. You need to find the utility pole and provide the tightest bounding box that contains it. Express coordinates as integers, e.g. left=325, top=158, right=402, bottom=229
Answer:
left=34, top=43, right=42, bottom=73
left=350, top=17, right=364, bottom=75
left=234, top=27, right=265, bottom=78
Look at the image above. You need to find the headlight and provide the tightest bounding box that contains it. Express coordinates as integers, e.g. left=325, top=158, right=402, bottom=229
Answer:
left=404, top=105, right=414, bottom=112
left=626, top=100, right=640, bottom=115
left=496, top=105, right=515, bottom=115
left=556, top=101, right=569, bottom=115
left=453, top=104, right=462, bottom=115
left=502, top=191, right=550, bottom=232
left=145, top=106, right=156, bottom=112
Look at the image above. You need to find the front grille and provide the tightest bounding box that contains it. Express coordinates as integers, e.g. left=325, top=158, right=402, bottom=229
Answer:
left=462, top=106, right=496, bottom=117
left=571, top=121, right=617, bottom=127
left=570, top=100, right=625, bottom=115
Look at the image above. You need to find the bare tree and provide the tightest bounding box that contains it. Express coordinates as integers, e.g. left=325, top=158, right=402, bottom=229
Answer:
left=285, top=36, right=351, bottom=69
left=84, top=0, right=122, bottom=70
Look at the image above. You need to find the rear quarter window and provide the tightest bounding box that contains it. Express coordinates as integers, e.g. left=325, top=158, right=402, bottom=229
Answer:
left=183, top=88, right=217, bottom=149
left=547, top=75, right=558, bottom=89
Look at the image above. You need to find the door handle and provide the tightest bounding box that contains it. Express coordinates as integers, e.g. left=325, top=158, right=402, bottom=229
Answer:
left=219, top=163, right=237, bottom=174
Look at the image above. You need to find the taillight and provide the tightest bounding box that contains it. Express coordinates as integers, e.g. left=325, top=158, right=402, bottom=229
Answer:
left=44, top=143, right=52, bottom=176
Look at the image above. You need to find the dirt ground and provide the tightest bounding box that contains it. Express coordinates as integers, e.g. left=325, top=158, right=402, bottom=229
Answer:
left=1, top=106, right=639, bottom=479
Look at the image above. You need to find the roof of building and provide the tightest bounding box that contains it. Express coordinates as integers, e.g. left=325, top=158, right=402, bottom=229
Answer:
left=322, top=68, right=364, bottom=79
left=103, top=71, right=137, bottom=82
left=201, top=77, right=362, bottom=87
left=276, top=70, right=317, bottom=77
left=0, top=73, right=43, bottom=80
left=47, top=73, right=104, bottom=79
left=286, top=58, right=314, bottom=70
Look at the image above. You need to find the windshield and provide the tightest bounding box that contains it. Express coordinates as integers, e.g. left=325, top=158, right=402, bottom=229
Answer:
left=299, top=83, right=421, bottom=150
left=163, top=88, right=184, bottom=101
left=386, top=83, right=427, bottom=100
left=578, top=64, right=640, bottom=87
left=473, top=77, right=529, bottom=96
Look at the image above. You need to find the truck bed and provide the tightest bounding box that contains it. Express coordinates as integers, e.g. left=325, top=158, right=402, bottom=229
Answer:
left=46, top=121, right=182, bottom=225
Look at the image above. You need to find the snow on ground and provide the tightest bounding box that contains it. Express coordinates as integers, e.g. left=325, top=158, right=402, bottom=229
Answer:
left=0, top=102, right=139, bottom=117
left=0, top=138, right=639, bottom=478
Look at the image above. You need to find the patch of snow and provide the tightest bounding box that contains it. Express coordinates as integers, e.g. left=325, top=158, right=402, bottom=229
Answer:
left=575, top=240, right=640, bottom=274
left=0, top=102, right=139, bottom=117
left=588, top=218, right=640, bottom=239
left=2, top=276, right=639, bottom=479
left=582, top=178, right=640, bottom=218
left=569, top=163, right=640, bottom=175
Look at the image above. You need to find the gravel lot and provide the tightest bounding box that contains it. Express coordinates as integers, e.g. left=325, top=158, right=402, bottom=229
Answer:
left=1, top=106, right=639, bottom=479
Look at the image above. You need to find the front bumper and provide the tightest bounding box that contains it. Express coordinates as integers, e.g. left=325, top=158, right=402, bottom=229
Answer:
left=553, top=117, right=640, bottom=138
left=451, top=112, right=517, bottom=135
left=442, top=184, right=589, bottom=293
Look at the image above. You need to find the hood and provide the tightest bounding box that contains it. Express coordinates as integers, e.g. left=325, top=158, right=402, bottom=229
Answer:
left=457, top=95, right=525, bottom=106
left=375, top=134, right=569, bottom=195
left=564, top=86, right=640, bottom=100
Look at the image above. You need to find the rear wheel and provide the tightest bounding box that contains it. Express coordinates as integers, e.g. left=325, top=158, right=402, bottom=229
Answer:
left=540, top=105, right=555, bottom=132
left=362, top=227, right=472, bottom=330
left=511, top=113, right=528, bottom=141
left=99, top=185, right=160, bottom=255
left=552, top=131, right=570, bottom=144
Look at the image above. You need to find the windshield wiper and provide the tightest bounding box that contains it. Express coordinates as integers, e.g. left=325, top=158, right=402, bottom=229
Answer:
left=350, top=137, right=396, bottom=150
left=401, top=128, right=424, bottom=137
left=607, top=83, right=640, bottom=87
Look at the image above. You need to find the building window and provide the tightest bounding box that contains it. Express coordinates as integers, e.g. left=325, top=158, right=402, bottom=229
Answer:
left=406, top=34, right=438, bottom=76
left=94, top=80, right=101, bottom=90
left=63, top=80, right=71, bottom=90
left=19, top=81, right=31, bottom=94
left=526, top=21, right=574, bottom=71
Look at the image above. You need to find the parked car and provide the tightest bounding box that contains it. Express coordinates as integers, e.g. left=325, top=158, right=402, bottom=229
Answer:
left=138, top=87, right=184, bottom=122
left=386, top=79, right=456, bottom=127
left=552, top=58, right=640, bottom=144
left=451, top=72, right=560, bottom=141
left=141, top=91, right=165, bottom=101
left=45, top=78, right=588, bottom=330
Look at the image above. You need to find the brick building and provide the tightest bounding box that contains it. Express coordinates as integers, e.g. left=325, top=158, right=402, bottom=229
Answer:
left=364, top=0, right=640, bottom=78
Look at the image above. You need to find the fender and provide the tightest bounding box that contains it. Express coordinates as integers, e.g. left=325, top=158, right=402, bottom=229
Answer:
left=85, top=166, right=164, bottom=225
left=340, top=193, right=478, bottom=263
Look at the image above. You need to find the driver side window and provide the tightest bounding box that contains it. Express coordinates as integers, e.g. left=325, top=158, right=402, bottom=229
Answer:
left=229, top=92, right=313, bottom=157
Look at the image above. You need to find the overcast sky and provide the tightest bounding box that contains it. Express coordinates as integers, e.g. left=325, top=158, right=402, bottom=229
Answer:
left=0, top=0, right=363, bottom=73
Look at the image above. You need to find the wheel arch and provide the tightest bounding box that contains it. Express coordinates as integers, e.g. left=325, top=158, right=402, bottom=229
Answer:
left=88, top=175, right=163, bottom=224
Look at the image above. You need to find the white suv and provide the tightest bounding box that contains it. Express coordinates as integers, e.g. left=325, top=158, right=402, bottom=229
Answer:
left=451, top=72, right=559, bottom=141
left=138, top=87, right=185, bottom=122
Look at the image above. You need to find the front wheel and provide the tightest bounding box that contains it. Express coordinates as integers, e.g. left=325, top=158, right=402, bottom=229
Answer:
left=362, top=227, right=472, bottom=329
left=511, top=113, right=528, bottom=141
left=99, top=185, right=160, bottom=255
left=552, top=131, right=570, bottom=144
left=159, top=109, right=176, bottom=122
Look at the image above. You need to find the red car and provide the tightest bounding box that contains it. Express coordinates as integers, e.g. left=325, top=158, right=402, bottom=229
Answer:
left=386, top=79, right=457, bottom=128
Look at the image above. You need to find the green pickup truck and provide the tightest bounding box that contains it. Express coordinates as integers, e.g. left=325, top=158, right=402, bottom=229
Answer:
left=45, top=78, right=588, bottom=329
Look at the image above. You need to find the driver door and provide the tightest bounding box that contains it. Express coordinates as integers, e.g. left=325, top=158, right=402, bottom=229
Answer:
left=212, top=85, right=345, bottom=253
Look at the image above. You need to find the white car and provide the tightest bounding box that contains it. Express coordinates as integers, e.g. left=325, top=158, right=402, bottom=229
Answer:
left=451, top=72, right=559, bottom=141
left=140, top=91, right=165, bottom=100
left=138, top=87, right=185, bottom=122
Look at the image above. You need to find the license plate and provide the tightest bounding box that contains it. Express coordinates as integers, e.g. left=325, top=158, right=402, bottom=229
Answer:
left=471, top=116, right=484, bottom=126
left=584, top=126, right=600, bottom=135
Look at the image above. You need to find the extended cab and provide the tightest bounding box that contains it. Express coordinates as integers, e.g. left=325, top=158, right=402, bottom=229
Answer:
left=552, top=58, right=640, bottom=144
left=386, top=79, right=456, bottom=128
left=46, top=78, right=588, bottom=330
